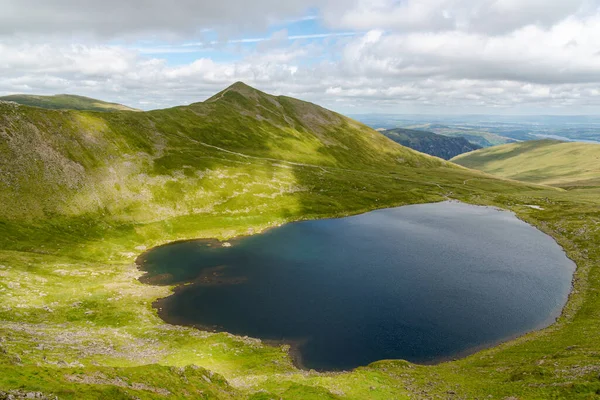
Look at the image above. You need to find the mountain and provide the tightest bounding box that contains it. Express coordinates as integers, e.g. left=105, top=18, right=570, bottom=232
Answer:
left=383, top=127, right=481, bottom=159
left=0, top=93, right=140, bottom=112
left=2, top=83, right=600, bottom=399
left=0, top=81, right=455, bottom=221
left=452, top=139, right=600, bottom=187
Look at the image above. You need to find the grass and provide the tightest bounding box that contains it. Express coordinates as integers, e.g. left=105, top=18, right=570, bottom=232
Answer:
left=452, top=139, right=600, bottom=187
left=1, top=83, right=600, bottom=399
left=0, top=94, right=140, bottom=112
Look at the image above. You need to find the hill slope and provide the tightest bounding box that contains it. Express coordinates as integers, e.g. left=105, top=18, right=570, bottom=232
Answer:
left=0, top=93, right=140, bottom=112
left=0, top=81, right=450, bottom=221
left=452, top=139, right=600, bottom=187
left=383, top=127, right=481, bottom=159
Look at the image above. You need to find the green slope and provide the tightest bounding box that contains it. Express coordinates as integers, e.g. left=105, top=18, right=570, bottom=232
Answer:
left=0, top=94, right=140, bottom=112
left=0, top=81, right=446, bottom=221
left=1, top=83, right=600, bottom=399
left=452, top=139, right=600, bottom=187
left=383, top=127, right=481, bottom=159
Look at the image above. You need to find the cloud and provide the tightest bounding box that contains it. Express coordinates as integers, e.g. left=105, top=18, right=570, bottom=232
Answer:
left=2, top=29, right=600, bottom=115
left=0, top=0, right=318, bottom=38
left=4, top=0, right=593, bottom=38
left=2, top=0, right=600, bottom=113
left=323, top=0, right=596, bottom=34
left=338, top=15, right=600, bottom=85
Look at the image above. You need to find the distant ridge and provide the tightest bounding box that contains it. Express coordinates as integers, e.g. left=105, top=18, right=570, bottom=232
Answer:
left=0, top=93, right=140, bottom=112
left=383, top=127, right=481, bottom=160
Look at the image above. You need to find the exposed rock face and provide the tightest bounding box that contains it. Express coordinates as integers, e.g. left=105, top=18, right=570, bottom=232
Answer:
left=0, top=391, right=57, bottom=400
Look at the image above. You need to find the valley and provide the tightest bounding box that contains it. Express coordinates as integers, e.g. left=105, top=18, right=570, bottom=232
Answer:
left=382, top=128, right=481, bottom=159
left=1, top=83, right=600, bottom=399
left=353, top=114, right=600, bottom=147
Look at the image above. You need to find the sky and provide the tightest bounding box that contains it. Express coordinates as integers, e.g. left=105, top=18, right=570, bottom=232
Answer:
left=1, top=0, right=600, bottom=115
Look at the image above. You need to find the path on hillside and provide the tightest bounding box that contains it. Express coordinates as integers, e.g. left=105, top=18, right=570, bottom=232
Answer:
left=187, top=138, right=450, bottom=191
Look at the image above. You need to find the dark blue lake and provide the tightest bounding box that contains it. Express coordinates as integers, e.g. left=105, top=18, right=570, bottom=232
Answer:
left=138, top=202, right=575, bottom=371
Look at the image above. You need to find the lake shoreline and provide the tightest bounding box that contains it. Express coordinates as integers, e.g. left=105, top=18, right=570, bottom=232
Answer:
left=135, top=200, right=576, bottom=372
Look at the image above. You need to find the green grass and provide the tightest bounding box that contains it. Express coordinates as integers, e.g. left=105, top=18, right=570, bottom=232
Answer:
left=1, top=83, right=600, bottom=399
left=452, top=139, right=600, bottom=187
left=0, top=94, right=140, bottom=112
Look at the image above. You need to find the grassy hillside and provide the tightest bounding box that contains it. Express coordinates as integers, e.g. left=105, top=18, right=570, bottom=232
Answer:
left=0, top=82, right=445, bottom=221
left=383, top=127, right=481, bottom=159
left=1, top=83, right=600, bottom=399
left=452, top=139, right=600, bottom=187
left=0, top=94, right=140, bottom=112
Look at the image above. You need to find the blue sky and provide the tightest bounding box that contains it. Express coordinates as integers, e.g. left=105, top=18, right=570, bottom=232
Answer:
left=1, top=0, right=600, bottom=114
left=131, top=16, right=336, bottom=63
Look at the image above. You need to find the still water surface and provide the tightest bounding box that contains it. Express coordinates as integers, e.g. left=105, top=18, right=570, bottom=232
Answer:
left=138, top=202, right=574, bottom=371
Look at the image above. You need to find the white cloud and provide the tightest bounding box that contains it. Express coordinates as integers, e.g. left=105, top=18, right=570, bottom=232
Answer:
left=323, top=0, right=596, bottom=34
left=4, top=0, right=594, bottom=38
left=338, top=15, right=600, bottom=84
left=2, top=0, right=600, bottom=113
left=0, top=0, right=317, bottom=38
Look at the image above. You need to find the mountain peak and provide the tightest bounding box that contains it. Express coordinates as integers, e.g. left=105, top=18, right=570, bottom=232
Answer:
left=225, top=81, right=268, bottom=97
left=228, top=81, right=252, bottom=91
left=205, top=81, right=267, bottom=103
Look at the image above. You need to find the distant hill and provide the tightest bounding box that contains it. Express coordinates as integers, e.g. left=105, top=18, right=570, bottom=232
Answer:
left=383, top=128, right=481, bottom=160
left=0, top=94, right=140, bottom=112
left=452, top=139, right=600, bottom=187
left=405, top=123, right=514, bottom=147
